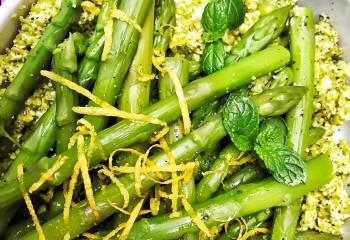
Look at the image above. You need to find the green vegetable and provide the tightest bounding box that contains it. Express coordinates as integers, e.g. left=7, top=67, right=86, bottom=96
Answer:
left=77, top=0, right=120, bottom=89
left=115, top=1, right=154, bottom=185
left=306, top=127, right=325, bottom=148
left=0, top=46, right=290, bottom=209
left=191, top=99, right=222, bottom=129
left=118, top=4, right=154, bottom=114
left=251, top=86, right=307, bottom=116
left=71, top=32, right=88, bottom=57
left=202, top=41, right=226, bottom=75
left=266, top=67, right=294, bottom=89
left=196, top=144, right=241, bottom=202
left=255, top=144, right=307, bottom=185
left=83, top=0, right=153, bottom=132
left=53, top=35, right=78, bottom=153
left=271, top=7, right=315, bottom=240
left=0, top=0, right=82, bottom=140
left=159, top=56, right=190, bottom=145
left=221, top=164, right=266, bottom=192
left=217, top=209, right=273, bottom=240
left=19, top=114, right=228, bottom=240
left=153, top=0, right=176, bottom=55
left=202, top=0, right=245, bottom=41
left=126, top=154, right=332, bottom=239
left=224, top=6, right=291, bottom=65
left=188, top=61, right=202, bottom=79
left=194, top=142, right=221, bottom=179
left=256, top=117, right=287, bottom=146
left=223, top=93, right=259, bottom=151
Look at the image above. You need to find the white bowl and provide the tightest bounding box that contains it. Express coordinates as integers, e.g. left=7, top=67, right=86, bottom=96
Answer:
left=1, top=0, right=349, bottom=238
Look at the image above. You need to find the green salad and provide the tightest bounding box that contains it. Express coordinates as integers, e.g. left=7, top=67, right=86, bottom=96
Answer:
left=0, top=0, right=349, bottom=239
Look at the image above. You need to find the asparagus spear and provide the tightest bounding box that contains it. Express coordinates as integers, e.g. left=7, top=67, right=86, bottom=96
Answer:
left=77, top=0, right=120, bottom=89
left=126, top=154, right=332, bottom=240
left=271, top=8, right=315, bottom=240
left=0, top=0, right=82, bottom=138
left=118, top=4, right=154, bottom=114
left=153, top=0, right=176, bottom=55
left=115, top=2, right=155, bottom=168
left=221, top=164, right=266, bottom=192
left=0, top=46, right=290, bottom=208
left=83, top=0, right=152, bottom=132
left=217, top=209, right=273, bottom=240
left=196, top=144, right=241, bottom=202
left=53, top=35, right=79, bottom=153
left=159, top=57, right=190, bottom=144
left=18, top=79, right=305, bottom=239
left=305, top=127, right=325, bottom=148
left=266, top=67, right=294, bottom=89
left=188, top=61, right=202, bottom=79
left=191, top=99, right=222, bottom=130
left=251, top=86, right=307, bottom=116
left=224, top=6, right=291, bottom=66
left=19, top=114, right=227, bottom=239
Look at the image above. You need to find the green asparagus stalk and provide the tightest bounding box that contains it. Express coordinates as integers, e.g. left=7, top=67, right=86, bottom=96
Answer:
left=159, top=57, right=190, bottom=144
left=83, top=0, right=152, bottom=132
left=196, top=144, right=241, bottom=202
left=251, top=86, right=307, bottom=116
left=224, top=6, right=291, bottom=66
left=126, top=154, right=332, bottom=240
left=217, top=209, right=273, bottom=240
left=53, top=35, right=79, bottom=153
left=118, top=4, right=154, bottom=113
left=77, top=0, right=120, bottom=89
left=221, top=164, right=266, bottom=192
left=153, top=0, right=176, bottom=55
left=271, top=7, right=315, bottom=240
left=114, top=3, right=155, bottom=167
left=20, top=114, right=228, bottom=240
left=305, top=127, right=325, bottom=148
left=266, top=67, right=294, bottom=89
left=0, top=103, right=57, bottom=236
left=0, top=46, right=290, bottom=209
left=191, top=99, right=222, bottom=129
left=188, top=61, right=202, bottom=79
left=0, top=0, right=82, bottom=139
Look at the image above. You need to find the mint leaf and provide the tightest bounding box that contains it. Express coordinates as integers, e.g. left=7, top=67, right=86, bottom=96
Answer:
left=256, top=117, right=287, bottom=146
left=202, top=41, right=226, bottom=75
left=223, top=94, right=259, bottom=151
left=255, top=144, right=307, bottom=186
left=202, top=0, right=245, bottom=42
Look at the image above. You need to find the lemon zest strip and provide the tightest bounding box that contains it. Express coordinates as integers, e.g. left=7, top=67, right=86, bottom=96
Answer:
left=182, top=196, right=211, bottom=237
left=118, top=198, right=145, bottom=240
left=77, top=135, right=99, bottom=220
left=99, top=168, right=129, bottom=209
left=237, top=228, right=269, bottom=240
left=29, top=156, right=68, bottom=193
left=17, top=164, right=46, bottom=240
